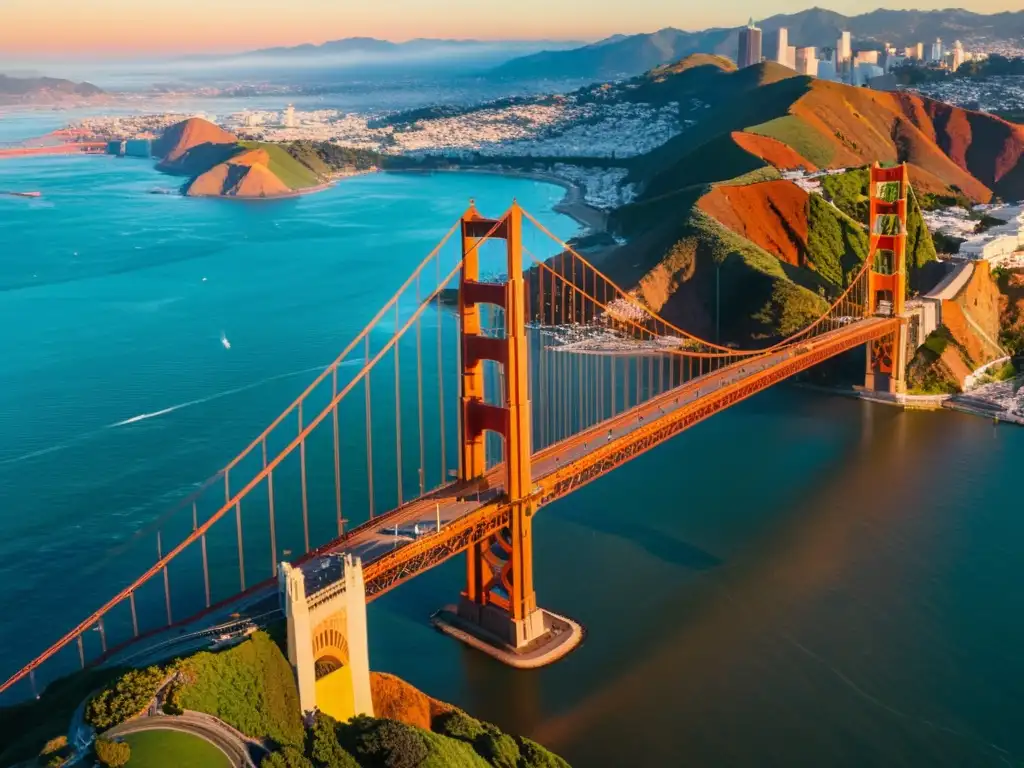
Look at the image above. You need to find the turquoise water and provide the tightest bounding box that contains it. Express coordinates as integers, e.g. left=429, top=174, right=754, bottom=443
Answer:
left=2, top=153, right=1024, bottom=767
left=0, top=153, right=574, bottom=673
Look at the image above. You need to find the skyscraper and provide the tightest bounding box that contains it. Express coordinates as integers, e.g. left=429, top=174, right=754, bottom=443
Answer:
left=836, top=31, right=852, bottom=62
left=930, top=38, right=944, bottom=62
left=951, top=40, right=965, bottom=72
left=283, top=104, right=296, bottom=128
left=770, top=27, right=788, bottom=66
left=738, top=18, right=763, bottom=69
left=786, top=45, right=797, bottom=70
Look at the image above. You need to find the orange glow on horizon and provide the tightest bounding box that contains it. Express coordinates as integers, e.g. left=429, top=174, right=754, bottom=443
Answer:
left=2, top=0, right=1021, bottom=58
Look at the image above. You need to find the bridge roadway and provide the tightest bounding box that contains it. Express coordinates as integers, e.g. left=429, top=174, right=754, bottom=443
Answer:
left=104, top=317, right=898, bottom=667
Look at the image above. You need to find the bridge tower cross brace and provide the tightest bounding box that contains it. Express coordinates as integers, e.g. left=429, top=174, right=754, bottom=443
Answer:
left=455, top=201, right=544, bottom=648
left=865, top=162, right=911, bottom=394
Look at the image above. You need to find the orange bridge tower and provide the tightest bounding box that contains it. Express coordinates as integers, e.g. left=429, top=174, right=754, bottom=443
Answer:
left=864, top=162, right=911, bottom=394
left=434, top=201, right=582, bottom=667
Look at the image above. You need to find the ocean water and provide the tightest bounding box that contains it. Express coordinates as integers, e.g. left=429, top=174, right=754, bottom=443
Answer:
left=2, top=151, right=1024, bottom=767
left=0, top=153, right=575, bottom=674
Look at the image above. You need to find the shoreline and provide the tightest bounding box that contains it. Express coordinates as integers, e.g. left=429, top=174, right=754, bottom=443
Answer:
left=0, top=145, right=610, bottom=231
left=392, top=166, right=609, bottom=234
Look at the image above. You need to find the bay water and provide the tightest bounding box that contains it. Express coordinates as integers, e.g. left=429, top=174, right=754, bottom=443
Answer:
left=1, top=151, right=1022, bottom=767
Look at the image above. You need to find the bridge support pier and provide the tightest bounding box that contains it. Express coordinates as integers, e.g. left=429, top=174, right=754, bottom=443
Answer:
left=432, top=202, right=582, bottom=668
left=279, top=556, right=373, bottom=720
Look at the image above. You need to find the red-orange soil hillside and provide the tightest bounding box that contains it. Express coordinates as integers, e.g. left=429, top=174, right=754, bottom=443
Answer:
left=697, top=180, right=810, bottom=266
left=186, top=148, right=291, bottom=198
left=891, top=93, right=1024, bottom=198
left=787, top=80, right=995, bottom=201
left=731, top=131, right=817, bottom=172
left=154, top=118, right=238, bottom=164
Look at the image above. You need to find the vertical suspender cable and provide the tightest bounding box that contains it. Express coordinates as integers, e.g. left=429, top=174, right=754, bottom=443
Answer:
left=416, top=274, right=426, bottom=496
left=299, top=402, right=309, bottom=553
left=332, top=369, right=343, bottom=538
left=437, top=255, right=447, bottom=483
left=197, top=500, right=210, bottom=608
left=158, top=531, right=171, bottom=627
left=394, top=303, right=404, bottom=507
left=265, top=440, right=278, bottom=576
left=365, top=335, right=376, bottom=518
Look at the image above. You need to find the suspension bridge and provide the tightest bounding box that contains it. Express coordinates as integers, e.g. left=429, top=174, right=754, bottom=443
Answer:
left=0, top=164, right=914, bottom=705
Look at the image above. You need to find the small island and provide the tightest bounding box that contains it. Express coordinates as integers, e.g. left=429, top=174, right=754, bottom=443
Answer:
left=148, top=117, right=385, bottom=200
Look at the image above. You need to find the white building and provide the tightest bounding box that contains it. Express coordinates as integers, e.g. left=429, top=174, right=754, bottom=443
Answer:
left=837, top=31, right=852, bottom=63
left=795, top=47, right=818, bottom=76
left=770, top=27, right=789, bottom=66
left=283, top=104, right=296, bottom=129
left=930, top=38, right=944, bottom=63
left=786, top=45, right=797, bottom=70
left=951, top=40, right=965, bottom=72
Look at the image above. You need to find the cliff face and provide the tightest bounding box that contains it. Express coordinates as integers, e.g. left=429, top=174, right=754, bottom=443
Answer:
left=185, top=149, right=292, bottom=199
left=944, top=265, right=1004, bottom=367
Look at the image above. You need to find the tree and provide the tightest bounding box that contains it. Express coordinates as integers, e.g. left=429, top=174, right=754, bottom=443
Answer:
left=262, top=746, right=314, bottom=768
left=94, top=738, right=131, bottom=768
left=338, top=717, right=428, bottom=768
left=307, top=713, right=359, bottom=768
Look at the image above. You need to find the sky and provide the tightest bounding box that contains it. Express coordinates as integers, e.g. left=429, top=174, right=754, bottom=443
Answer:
left=2, top=0, right=1021, bottom=57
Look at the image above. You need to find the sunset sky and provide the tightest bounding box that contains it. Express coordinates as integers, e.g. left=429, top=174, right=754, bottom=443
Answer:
left=3, top=0, right=1021, bottom=57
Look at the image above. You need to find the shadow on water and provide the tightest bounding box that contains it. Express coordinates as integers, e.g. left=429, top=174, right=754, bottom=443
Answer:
left=550, top=505, right=723, bottom=572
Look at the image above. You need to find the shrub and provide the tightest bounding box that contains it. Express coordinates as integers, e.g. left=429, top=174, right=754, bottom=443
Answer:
left=517, top=737, right=572, bottom=768
left=433, top=710, right=485, bottom=743
left=474, top=725, right=520, bottom=768
left=94, top=738, right=131, bottom=768
left=85, top=666, right=165, bottom=730
left=307, top=713, right=359, bottom=768
left=340, top=717, right=428, bottom=768
left=262, top=746, right=314, bottom=768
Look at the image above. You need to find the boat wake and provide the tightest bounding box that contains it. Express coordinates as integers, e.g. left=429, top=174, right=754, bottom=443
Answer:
left=0, top=359, right=365, bottom=465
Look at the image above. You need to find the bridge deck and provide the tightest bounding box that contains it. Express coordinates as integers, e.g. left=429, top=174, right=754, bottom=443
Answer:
left=102, top=316, right=897, bottom=668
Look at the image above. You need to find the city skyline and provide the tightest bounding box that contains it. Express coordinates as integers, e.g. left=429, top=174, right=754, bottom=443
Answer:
left=3, top=0, right=1023, bottom=57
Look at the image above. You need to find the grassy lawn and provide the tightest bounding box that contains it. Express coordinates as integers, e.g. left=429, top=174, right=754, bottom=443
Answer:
left=124, top=729, right=230, bottom=768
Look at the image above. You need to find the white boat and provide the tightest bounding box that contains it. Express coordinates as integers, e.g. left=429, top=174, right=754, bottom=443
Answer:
left=220, top=332, right=231, bottom=350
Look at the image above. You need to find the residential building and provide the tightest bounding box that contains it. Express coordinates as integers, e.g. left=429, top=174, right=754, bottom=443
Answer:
left=738, top=19, right=763, bottom=69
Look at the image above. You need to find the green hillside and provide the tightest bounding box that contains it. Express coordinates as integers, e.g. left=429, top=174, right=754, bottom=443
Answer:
left=239, top=142, right=322, bottom=190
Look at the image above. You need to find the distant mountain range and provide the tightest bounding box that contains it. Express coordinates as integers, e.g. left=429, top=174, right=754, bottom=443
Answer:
left=492, top=8, right=1024, bottom=81
left=0, top=74, right=103, bottom=104
left=180, top=37, right=585, bottom=70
